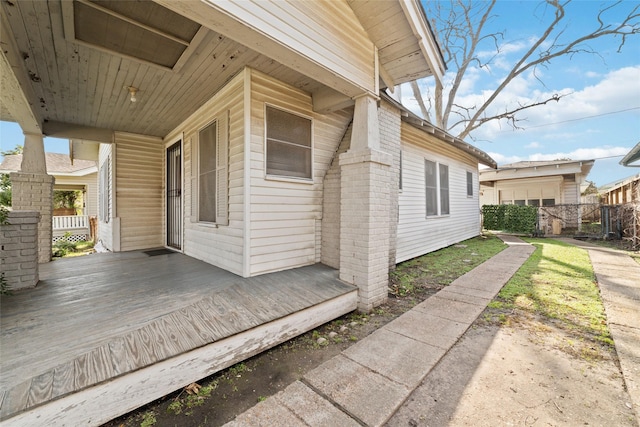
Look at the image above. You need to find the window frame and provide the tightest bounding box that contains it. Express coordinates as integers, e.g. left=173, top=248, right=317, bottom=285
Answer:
left=466, top=171, right=473, bottom=197
left=192, top=110, right=229, bottom=226
left=264, top=104, right=314, bottom=182
left=197, top=119, right=218, bottom=224
left=425, top=159, right=450, bottom=218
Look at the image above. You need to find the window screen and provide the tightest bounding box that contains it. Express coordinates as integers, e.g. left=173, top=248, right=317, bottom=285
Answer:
left=439, top=164, right=449, bottom=215
left=266, top=106, right=312, bottom=179
left=199, top=121, right=217, bottom=222
left=466, top=171, right=473, bottom=196
left=425, top=160, right=437, bottom=216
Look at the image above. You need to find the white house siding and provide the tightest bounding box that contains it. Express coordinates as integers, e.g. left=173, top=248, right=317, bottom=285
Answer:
left=97, top=143, right=113, bottom=250
left=562, top=179, right=580, bottom=204
left=54, top=174, right=98, bottom=217
left=249, top=70, right=351, bottom=275
left=113, top=132, right=164, bottom=251
left=205, top=0, right=376, bottom=95
left=397, top=124, right=480, bottom=263
left=161, top=71, right=246, bottom=275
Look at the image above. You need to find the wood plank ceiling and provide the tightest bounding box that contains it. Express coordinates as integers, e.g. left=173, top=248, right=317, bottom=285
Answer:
left=0, top=0, right=323, bottom=138
left=1, top=0, right=438, bottom=139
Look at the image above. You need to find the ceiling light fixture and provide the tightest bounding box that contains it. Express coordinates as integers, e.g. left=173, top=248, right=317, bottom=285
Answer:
left=125, top=86, right=138, bottom=103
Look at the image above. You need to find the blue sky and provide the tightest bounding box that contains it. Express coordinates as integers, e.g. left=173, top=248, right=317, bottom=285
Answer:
left=2, top=0, right=639, bottom=188
left=402, top=0, right=640, bottom=187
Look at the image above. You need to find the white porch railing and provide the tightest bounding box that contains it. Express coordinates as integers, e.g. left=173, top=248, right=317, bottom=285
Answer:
left=53, top=215, right=89, bottom=230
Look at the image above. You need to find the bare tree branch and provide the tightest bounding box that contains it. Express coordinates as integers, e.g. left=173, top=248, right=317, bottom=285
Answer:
left=410, top=81, right=431, bottom=122
left=416, top=0, right=640, bottom=140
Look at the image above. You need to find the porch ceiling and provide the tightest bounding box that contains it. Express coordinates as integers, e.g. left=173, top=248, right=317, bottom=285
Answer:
left=0, top=0, right=324, bottom=138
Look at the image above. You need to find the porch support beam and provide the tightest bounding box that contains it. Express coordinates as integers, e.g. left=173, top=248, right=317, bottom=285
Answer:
left=339, top=94, right=391, bottom=312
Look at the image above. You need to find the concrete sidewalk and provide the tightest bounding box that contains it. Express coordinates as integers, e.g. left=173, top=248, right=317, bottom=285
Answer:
left=223, top=235, right=535, bottom=427
left=560, top=238, right=640, bottom=423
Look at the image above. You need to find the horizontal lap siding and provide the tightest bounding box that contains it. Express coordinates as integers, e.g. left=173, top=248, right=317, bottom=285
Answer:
left=114, top=132, right=164, bottom=251
left=397, top=124, right=480, bottom=263
left=250, top=71, right=350, bottom=275
left=218, top=0, right=374, bottom=93
left=165, top=72, right=246, bottom=276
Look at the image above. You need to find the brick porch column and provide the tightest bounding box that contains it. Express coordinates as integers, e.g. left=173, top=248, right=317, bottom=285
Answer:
left=10, top=132, right=54, bottom=263
left=339, top=94, right=392, bottom=312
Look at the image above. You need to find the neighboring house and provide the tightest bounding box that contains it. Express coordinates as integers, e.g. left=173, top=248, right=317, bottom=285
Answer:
left=479, top=160, right=595, bottom=207
left=601, top=173, right=640, bottom=205
left=0, top=152, right=97, bottom=242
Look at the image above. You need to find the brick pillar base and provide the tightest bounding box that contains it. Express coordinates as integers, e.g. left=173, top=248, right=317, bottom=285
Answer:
left=10, top=172, right=54, bottom=263
left=339, top=148, right=392, bottom=312
left=1, top=211, right=40, bottom=289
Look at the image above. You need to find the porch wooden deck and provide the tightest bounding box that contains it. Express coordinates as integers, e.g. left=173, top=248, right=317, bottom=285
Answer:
left=0, top=251, right=357, bottom=426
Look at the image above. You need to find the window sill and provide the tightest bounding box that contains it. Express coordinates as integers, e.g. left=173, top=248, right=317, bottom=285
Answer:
left=265, top=175, right=314, bottom=185
left=426, top=214, right=450, bottom=219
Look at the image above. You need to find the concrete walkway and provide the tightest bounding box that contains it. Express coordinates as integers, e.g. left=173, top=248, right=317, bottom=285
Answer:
left=224, top=235, right=535, bottom=427
left=560, top=238, right=640, bottom=423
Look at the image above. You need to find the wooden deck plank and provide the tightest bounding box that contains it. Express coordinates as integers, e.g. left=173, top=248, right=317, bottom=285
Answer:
left=26, top=371, right=53, bottom=407
left=0, top=291, right=358, bottom=427
left=173, top=306, right=218, bottom=344
left=0, top=380, right=30, bottom=419
left=123, top=329, right=158, bottom=371
left=108, top=337, right=134, bottom=376
left=52, top=362, right=76, bottom=399
left=0, top=252, right=357, bottom=423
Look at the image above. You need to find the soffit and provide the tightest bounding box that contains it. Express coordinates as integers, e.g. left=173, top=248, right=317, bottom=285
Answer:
left=348, top=0, right=443, bottom=86
left=0, top=0, right=323, bottom=138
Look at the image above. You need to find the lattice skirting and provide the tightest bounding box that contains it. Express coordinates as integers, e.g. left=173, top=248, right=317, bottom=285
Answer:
left=52, top=233, right=89, bottom=244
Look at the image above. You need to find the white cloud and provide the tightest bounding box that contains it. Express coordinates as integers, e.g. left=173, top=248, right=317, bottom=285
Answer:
left=525, top=141, right=541, bottom=148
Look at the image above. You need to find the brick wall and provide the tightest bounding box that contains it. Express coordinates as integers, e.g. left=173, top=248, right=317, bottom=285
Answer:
left=321, top=122, right=353, bottom=269
left=10, top=172, right=54, bottom=263
left=339, top=149, right=392, bottom=311
left=1, top=211, right=40, bottom=290
left=378, top=101, right=402, bottom=268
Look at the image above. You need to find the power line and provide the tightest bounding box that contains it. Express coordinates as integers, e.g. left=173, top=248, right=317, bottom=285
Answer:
left=525, top=106, right=640, bottom=129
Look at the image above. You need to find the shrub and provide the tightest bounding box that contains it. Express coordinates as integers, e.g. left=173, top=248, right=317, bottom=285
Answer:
left=482, top=204, right=538, bottom=234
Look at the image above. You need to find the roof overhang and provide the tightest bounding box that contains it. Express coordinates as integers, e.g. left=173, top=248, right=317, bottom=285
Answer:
left=480, top=160, right=595, bottom=182
left=620, top=142, right=640, bottom=167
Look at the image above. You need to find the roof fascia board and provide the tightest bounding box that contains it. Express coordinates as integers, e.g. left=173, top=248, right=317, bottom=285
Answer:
left=620, top=142, right=640, bottom=167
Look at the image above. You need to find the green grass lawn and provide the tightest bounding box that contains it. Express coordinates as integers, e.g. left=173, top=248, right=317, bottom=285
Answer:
left=390, top=234, right=507, bottom=296
left=490, top=238, right=613, bottom=349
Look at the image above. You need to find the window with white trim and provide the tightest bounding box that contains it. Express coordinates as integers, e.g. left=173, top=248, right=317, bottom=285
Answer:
left=440, top=164, right=449, bottom=214
left=466, top=171, right=473, bottom=197
left=192, top=112, right=229, bottom=225
left=265, top=105, right=312, bottom=180
left=425, top=159, right=450, bottom=216
left=198, top=121, right=217, bottom=222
